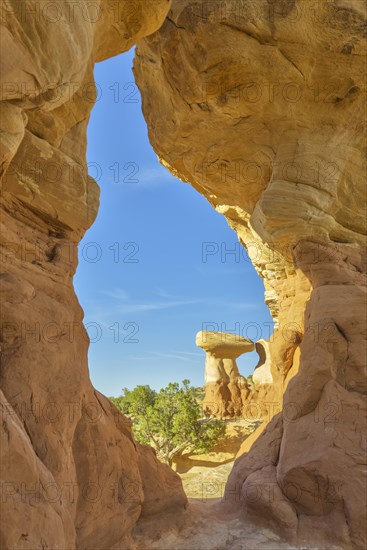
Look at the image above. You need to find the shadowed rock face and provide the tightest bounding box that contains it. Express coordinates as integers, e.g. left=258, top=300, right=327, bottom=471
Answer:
left=134, top=1, right=367, bottom=547
left=0, top=1, right=188, bottom=549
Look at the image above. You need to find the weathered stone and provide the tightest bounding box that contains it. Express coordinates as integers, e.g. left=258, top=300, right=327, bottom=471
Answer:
left=196, top=331, right=254, bottom=417
left=253, top=340, right=273, bottom=387
left=0, top=2, right=187, bottom=549
left=1, top=0, right=366, bottom=548
left=134, top=1, right=367, bottom=547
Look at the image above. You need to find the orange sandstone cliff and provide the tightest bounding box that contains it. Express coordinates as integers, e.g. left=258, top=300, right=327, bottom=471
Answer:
left=0, top=2, right=187, bottom=549
left=133, top=1, right=366, bottom=547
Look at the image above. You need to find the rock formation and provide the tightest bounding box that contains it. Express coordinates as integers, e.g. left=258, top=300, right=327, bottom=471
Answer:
left=196, top=330, right=254, bottom=417
left=252, top=340, right=273, bottom=387
left=196, top=332, right=278, bottom=420
left=134, top=1, right=367, bottom=548
left=1, top=0, right=366, bottom=549
left=247, top=339, right=281, bottom=420
left=0, top=2, right=187, bottom=549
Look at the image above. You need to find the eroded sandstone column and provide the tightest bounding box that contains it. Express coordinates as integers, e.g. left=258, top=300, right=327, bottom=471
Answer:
left=252, top=340, right=273, bottom=387
left=196, top=330, right=254, bottom=417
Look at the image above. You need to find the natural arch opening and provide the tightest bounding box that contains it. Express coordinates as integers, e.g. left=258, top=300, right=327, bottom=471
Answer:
left=75, top=49, right=273, bottom=395
left=74, top=48, right=274, bottom=494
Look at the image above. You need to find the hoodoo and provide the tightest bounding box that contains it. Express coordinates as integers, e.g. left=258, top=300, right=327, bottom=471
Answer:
left=196, top=330, right=255, bottom=417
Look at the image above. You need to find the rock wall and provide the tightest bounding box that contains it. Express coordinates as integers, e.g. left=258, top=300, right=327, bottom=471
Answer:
left=134, top=1, right=367, bottom=547
left=0, top=1, right=188, bottom=549
left=1, top=0, right=366, bottom=548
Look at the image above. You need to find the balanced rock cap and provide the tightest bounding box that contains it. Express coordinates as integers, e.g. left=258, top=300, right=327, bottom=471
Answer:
left=196, top=331, right=254, bottom=358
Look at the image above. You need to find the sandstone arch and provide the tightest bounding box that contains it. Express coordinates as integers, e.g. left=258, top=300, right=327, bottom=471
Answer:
left=133, top=1, right=367, bottom=547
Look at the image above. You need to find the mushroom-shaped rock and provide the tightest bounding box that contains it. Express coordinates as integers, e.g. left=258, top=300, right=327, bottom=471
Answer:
left=196, top=331, right=254, bottom=418
left=196, top=331, right=254, bottom=384
left=196, top=331, right=254, bottom=357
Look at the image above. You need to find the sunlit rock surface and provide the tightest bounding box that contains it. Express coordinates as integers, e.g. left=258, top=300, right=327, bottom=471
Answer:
left=0, top=1, right=188, bottom=549
left=0, top=0, right=366, bottom=548
left=134, top=1, right=367, bottom=547
left=196, top=331, right=277, bottom=420
left=196, top=330, right=254, bottom=417
left=252, top=340, right=273, bottom=386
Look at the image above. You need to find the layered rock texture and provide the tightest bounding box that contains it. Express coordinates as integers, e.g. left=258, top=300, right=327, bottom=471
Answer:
left=0, top=1, right=187, bottom=549
left=196, top=330, right=254, bottom=417
left=134, top=1, right=367, bottom=548
left=196, top=331, right=277, bottom=419
left=252, top=340, right=273, bottom=387
left=1, top=0, right=366, bottom=549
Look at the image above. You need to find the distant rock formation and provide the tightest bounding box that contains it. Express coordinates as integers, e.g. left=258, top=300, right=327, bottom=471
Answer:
left=196, top=330, right=254, bottom=417
left=196, top=333, right=278, bottom=421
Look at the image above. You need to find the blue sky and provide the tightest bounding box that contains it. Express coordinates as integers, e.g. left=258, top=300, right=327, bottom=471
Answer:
left=74, top=48, right=274, bottom=397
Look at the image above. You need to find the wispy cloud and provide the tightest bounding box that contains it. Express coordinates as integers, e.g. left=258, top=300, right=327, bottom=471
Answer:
left=151, top=352, right=200, bottom=363
left=130, top=165, right=174, bottom=188
left=156, top=288, right=177, bottom=299
left=172, top=350, right=203, bottom=357
left=87, top=290, right=203, bottom=320
left=101, top=288, right=129, bottom=300
left=89, top=288, right=258, bottom=323
left=127, top=350, right=202, bottom=363
left=101, top=164, right=174, bottom=189
left=206, top=299, right=260, bottom=311
left=118, top=299, right=201, bottom=314
left=227, top=302, right=260, bottom=310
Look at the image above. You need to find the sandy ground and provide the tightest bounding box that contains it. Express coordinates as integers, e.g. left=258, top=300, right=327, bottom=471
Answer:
left=134, top=420, right=323, bottom=550
left=134, top=499, right=306, bottom=550
left=175, top=419, right=261, bottom=499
